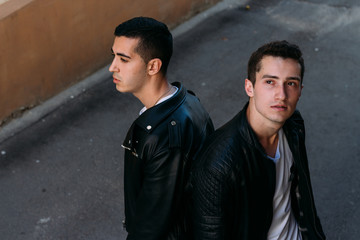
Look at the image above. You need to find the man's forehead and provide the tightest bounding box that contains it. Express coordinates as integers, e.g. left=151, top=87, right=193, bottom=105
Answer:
left=256, top=56, right=301, bottom=79
left=258, top=56, right=301, bottom=71
left=113, top=36, right=139, bottom=51
left=111, top=36, right=141, bottom=58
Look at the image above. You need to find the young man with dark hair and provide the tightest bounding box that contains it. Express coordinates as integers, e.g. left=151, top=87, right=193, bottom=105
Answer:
left=109, top=17, right=214, bottom=240
left=192, top=41, right=326, bottom=239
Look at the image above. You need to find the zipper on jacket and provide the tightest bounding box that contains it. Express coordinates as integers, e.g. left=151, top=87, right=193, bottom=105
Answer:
left=121, top=144, right=139, bottom=157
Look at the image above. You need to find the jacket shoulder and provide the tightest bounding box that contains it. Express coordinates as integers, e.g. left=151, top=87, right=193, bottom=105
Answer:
left=285, top=110, right=305, bottom=134
left=195, top=115, right=244, bottom=175
left=140, top=90, right=213, bottom=156
left=290, top=110, right=304, bottom=123
left=168, top=90, right=213, bottom=140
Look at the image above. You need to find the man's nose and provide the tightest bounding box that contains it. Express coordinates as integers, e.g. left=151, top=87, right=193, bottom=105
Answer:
left=276, top=84, right=286, bottom=100
left=109, top=58, right=118, bottom=72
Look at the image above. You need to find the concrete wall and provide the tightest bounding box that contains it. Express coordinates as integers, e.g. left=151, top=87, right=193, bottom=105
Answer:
left=0, top=0, right=220, bottom=125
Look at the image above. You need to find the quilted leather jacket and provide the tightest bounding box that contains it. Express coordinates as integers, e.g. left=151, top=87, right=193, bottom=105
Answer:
left=122, top=82, right=214, bottom=240
left=192, top=103, right=325, bottom=240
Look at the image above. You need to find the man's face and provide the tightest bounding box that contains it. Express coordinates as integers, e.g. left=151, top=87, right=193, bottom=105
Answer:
left=109, top=36, right=148, bottom=94
left=245, top=56, right=303, bottom=127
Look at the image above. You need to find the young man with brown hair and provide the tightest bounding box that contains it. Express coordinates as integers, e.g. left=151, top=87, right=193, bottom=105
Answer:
left=192, top=41, right=325, bottom=240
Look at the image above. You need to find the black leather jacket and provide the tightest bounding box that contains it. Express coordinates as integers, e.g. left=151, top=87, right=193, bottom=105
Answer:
left=192, top=103, right=325, bottom=240
left=122, top=82, right=214, bottom=240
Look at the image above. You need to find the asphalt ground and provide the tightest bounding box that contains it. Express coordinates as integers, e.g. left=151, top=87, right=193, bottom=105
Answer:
left=1, top=0, right=360, bottom=239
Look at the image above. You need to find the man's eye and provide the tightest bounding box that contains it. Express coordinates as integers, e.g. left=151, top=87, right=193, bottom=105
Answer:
left=266, top=80, right=273, bottom=84
left=121, top=58, right=128, bottom=63
left=288, top=82, right=297, bottom=86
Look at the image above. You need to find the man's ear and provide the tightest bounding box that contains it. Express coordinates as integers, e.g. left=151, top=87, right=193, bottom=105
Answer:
left=147, top=58, right=162, bottom=76
left=245, top=79, right=254, bottom=97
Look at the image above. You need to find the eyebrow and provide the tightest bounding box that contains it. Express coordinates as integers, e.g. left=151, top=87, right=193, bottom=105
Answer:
left=262, top=74, right=301, bottom=81
left=111, top=48, right=131, bottom=59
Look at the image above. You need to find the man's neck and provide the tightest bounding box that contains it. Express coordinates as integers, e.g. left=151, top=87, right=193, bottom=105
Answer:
left=246, top=104, right=283, bottom=158
left=259, top=133, right=279, bottom=158
left=134, top=76, right=170, bottom=109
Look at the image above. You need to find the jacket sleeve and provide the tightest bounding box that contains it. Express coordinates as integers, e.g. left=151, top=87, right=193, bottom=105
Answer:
left=126, top=148, right=184, bottom=240
left=192, top=145, right=231, bottom=240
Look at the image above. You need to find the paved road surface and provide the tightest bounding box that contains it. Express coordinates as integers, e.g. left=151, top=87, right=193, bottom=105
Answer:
left=1, top=0, right=359, bottom=239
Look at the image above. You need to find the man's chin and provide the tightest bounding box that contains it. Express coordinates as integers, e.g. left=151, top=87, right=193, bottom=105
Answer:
left=115, top=85, right=125, bottom=92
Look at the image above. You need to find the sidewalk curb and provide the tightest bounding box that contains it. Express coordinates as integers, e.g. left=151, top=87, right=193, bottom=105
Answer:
left=0, top=0, right=245, bottom=144
left=0, top=66, right=112, bottom=143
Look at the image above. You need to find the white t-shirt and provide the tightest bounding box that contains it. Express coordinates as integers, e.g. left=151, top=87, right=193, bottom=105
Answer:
left=267, top=129, right=302, bottom=240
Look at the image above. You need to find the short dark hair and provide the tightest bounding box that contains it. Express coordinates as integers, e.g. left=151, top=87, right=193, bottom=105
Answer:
left=247, top=40, right=304, bottom=84
left=114, top=17, right=173, bottom=75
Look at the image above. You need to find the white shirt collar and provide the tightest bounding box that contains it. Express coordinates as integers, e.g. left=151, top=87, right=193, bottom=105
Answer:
left=139, top=86, right=178, bottom=115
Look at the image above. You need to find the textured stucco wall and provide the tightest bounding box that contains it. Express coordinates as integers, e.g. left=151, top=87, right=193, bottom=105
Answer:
left=0, top=0, right=220, bottom=125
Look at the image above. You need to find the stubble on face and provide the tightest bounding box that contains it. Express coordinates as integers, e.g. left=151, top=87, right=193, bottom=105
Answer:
left=246, top=56, right=302, bottom=130
left=109, top=37, right=148, bottom=94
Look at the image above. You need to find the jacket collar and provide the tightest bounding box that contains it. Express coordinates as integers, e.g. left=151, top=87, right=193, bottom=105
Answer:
left=134, top=82, right=186, bottom=133
left=236, top=102, right=267, bottom=155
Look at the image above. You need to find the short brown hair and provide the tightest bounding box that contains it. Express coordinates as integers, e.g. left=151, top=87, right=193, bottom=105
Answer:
left=247, top=40, right=304, bottom=85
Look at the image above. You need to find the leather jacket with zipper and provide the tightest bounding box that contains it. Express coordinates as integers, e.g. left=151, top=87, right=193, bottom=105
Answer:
left=192, top=102, right=325, bottom=240
left=122, top=82, right=214, bottom=240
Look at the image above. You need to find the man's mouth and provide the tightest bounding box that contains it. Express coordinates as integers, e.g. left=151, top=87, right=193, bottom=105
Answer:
left=271, top=105, right=287, bottom=111
left=113, top=76, right=120, bottom=83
